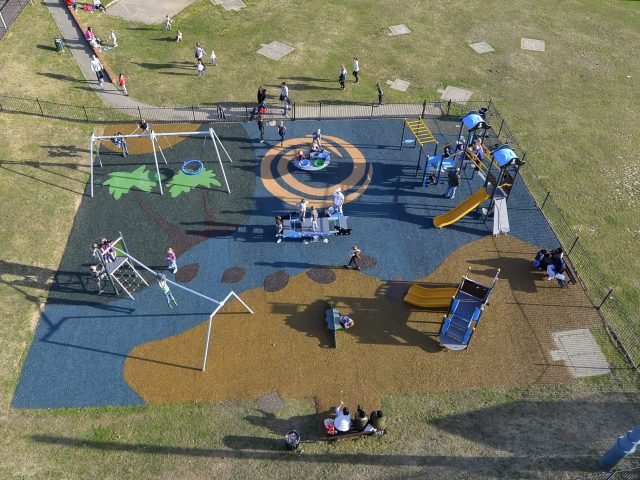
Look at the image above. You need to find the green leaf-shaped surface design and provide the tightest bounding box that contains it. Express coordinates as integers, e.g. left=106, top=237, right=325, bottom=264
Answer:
left=166, top=169, right=222, bottom=198
left=103, top=166, right=157, bottom=200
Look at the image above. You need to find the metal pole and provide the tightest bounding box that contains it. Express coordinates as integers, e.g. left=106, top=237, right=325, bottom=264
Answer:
left=597, top=288, right=614, bottom=310
left=541, top=191, right=550, bottom=210
left=137, top=106, right=142, bottom=120
left=371, top=102, right=374, bottom=119
left=36, top=98, right=44, bottom=115
left=150, top=133, right=164, bottom=195
left=599, top=425, right=640, bottom=470
left=415, top=144, right=423, bottom=176
left=90, top=134, right=95, bottom=197
left=0, top=12, right=6, bottom=29
left=210, top=129, right=231, bottom=193
left=568, top=236, right=579, bottom=254
left=446, top=99, right=451, bottom=116
left=421, top=100, right=427, bottom=119
left=497, top=118, right=505, bottom=140
left=231, top=291, right=254, bottom=314
left=211, top=128, right=233, bottom=163
left=83, top=105, right=89, bottom=122
left=400, top=121, right=406, bottom=149
left=318, top=101, right=322, bottom=121
left=201, top=300, right=226, bottom=372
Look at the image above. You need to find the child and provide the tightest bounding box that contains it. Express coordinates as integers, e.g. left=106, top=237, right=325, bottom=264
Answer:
left=210, top=50, right=217, bottom=65
left=164, top=15, right=172, bottom=31
left=274, top=215, right=284, bottom=243
left=109, top=29, right=117, bottom=47
left=166, top=247, right=177, bottom=273
left=311, top=206, right=318, bottom=231
left=111, top=131, right=128, bottom=157
left=90, top=264, right=107, bottom=294
left=197, top=60, right=205, bottom=76
left=158, top=276, right=178, bottom=308
left=175, top=30, right=183, bottom=42
left=278, top=121, right=286, bottom=146
left=118, top=73, right=128, bottom=96
left=346, top=244, right=361, bottom=270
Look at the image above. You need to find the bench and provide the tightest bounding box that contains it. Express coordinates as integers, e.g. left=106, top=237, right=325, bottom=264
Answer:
left=325, top=302, right=343, bottom=348
left=319, top=428, right=385, bottom=443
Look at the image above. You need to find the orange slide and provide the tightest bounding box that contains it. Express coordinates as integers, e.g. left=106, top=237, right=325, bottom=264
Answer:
left=433, top=188, right=490, bottom=228
left=403, top=285, right=457, bottom=309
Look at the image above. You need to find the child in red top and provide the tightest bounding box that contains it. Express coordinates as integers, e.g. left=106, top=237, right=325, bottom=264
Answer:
left=118, top=73, right=128, bottom=96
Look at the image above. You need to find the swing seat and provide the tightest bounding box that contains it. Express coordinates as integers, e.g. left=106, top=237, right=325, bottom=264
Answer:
left=181, top=159, right=205, bottom=176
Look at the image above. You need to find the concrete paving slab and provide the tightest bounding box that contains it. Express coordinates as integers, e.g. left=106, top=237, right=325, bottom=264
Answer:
left=107, top=0, right=198, bottom=24
left=469, top=42, right=494, bottom=54
left=386, top=79, right=410, bottom=92
left=257, top=41, right=295, bottom=61
left=221, top=0, right=246, bottom=10
left=521, top=38, right=545, bottom=52
left=388, top=24, right=411, bottom=36
left=551, top=329, right=611, bottom=378
left=440, top=86, right=473, bottom=103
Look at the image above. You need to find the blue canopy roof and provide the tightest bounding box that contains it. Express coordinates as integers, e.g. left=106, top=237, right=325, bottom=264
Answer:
left=461, top=112, right=490, bottom=131
left=491, top=146, right=518, bottom=167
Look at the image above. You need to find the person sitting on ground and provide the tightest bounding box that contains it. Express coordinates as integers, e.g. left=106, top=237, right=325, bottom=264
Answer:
left=333, top=401, right=352, bottom=434
left=354, top=405, right=368, bottom=431
left=93, top=0, right=107, bottom=12
left=533, top=249, right=548, bottom=269
left=547, top=248, right=567, bottom=287
left=339, top=315, right=355, bottom=329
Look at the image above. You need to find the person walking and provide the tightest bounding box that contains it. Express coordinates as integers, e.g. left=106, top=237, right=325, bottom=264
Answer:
left=210, top=50, right=217, bottom=66
left=118, top=73, right=128, bottom=96
left=352, top=57, right=360, bottom=83
left=257, top=86, right=267, bottom=104
left=158, top=276, right=178, bottom=308
left=194, top=43, right=206, bottom=64
left=90, top=55, right=105, bottom=86
left=166, top=247, right=178, bottom=274
left=278, top=121, right=286, bottom=146
left=297, top=198, right=308, bottom=223
left=346, top=245, right=362, bottom=270
left=339, top=65, right=347, bottom=89
left=257, top=114, right=265, bottom=143
left=311, top=206, right=319, bottom=231
left=164, top=15, right=173, bottom=31
left=280, top=82, right=291, bottom=116
left=445, top=167, right=461, bottom=199
left=275, top=215, right=284, bottom=243
left=376, top=83, right=384, bottom=105
left=333, top=187, right=345, bottom=215
left=109, top=29, right=118, bottom=47
left=197, top=60, right=206, bottom=76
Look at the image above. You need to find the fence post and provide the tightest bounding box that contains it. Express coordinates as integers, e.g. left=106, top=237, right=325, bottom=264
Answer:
left=137, top=106, right=142, bottom=121
left=371, top=102, right=374, bottom=119
left=36, top=98, right=44, bottom=116
left=421, top=100, right=427, bottom=119
left=292, top=101, right=296, bottom=121
left=83, top=105, right=89, bottom=122
left=540, top=191, right=550, bottom=210
left=497, top=118, right=505, bottom=140
left=446, top=99, right=451, bottom=116
left=568, top=236, right=579, bottom=254
left=318, top=101, right=321, bottom=121
left=597, top=288, right=614, bottom=310
left=191, top=105, right=196, bottom=122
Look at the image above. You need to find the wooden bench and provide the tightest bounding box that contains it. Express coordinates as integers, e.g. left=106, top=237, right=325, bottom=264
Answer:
left=319, top=428, right=385, bottom=443
left=325, top=301, right=344, bottom=348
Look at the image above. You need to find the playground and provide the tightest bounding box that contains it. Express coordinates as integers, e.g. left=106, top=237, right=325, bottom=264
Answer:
left=12, top=115, right=605, bottom=411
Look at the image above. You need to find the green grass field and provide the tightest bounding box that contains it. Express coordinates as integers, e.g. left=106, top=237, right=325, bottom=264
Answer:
left=2, top=1, right=640, bottom=478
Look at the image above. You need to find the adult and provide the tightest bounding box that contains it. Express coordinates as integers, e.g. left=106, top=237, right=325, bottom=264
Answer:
left=339, top=65, right=347, bottom=89
left=194, top=43, right=206, bottom=64
left=280, top=82, right=291, bottom=116
left=90, top=55, right=105, bottom=86
left=346, top=244, right=361, bottom=270
left=274, top=215, right=284, bottom=243
left=109, top=30, right=118, bottom=48
left=333, top=402, right=352, bottom=433
left=445, top=167, right=461, bottom=199
left=333, top=187, right=345, bottom=215
left=311, top=206, right=318, bottom=231
left=257, top=114, right=265, bottom=143
left=65, top=0, right=77, bottom=12
left=278, top=121, right=286, bottom=146
left=548, top=249, right=568, bottom=287
left=257, top=86, right=267, bottom=104
left=376, top=83, right=384, bottom=105
left=352, top=57, right=360, bottom=83
left=164, top=15, right=173, bottom=31
left=93, top=0, right=107, bottom=12
left=296, top=198, right=308, bottom=222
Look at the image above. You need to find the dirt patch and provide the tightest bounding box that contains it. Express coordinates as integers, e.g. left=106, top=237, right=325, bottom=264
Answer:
left=101, top=124, right=200, bottom=155
left=124, top=236, right=604, bottom=411
left=358, top=255, right=377, bottom=270
left=175, top=263, right=199, bottom=283
left=257, top=392, right=284, bottom=414
left=264, top=269, right=289, bottom=292
left=221, top=267, right=246, bottom=284
left=305, top=267, right=337, bottom=284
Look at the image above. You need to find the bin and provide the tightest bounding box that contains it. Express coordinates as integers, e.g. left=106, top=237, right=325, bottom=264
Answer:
left=54, top=38, right=64, bottom=53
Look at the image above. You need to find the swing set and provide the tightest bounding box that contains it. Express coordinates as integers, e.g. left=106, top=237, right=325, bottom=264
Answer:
left=89, top=127, right=233, bottom=197
left=94, top=232, right=253, bottom=372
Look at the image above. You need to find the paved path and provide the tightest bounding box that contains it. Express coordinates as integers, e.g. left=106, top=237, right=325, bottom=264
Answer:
left=106, top=0, right=198, bottom=25
left=44, top=1, right=442, bottom=122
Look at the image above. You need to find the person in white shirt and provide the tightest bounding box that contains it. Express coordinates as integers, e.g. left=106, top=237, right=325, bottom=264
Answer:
left=90, top=55, right=105, bottom=85
left=109, top=30, right=117, bottom=47
left=296, top=198, right=308, bottom=222
left=333, top=402, right=352, bottom=433
left=210, top=50, right=217, bottom=65
left=311, top=206, right=318, bottom=231
left=333, top=187, right=345, bottom=215
left=352, top=57, right=360, bottom=83
left=280, top=81, right=290, bottom=115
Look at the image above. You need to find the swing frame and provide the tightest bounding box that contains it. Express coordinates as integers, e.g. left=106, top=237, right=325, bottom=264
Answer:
left=89, top=128, right=233, bottom=197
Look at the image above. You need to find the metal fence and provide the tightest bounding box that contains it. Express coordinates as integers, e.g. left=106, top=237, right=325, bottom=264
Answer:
left=0, top=0, right=31, bottom=41
left=0, top=92, right=638, bottom=366
left=572, top=466, right=640, bottom=480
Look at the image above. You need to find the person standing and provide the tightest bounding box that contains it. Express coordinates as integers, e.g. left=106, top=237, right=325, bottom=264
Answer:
left=312, top=128, right=322, bottom=147
left=166, top=247, right=178, bottom=274
left=333, top=187, right=345, bottom=215
left=275, top=215, right=284, bottom=243
left=158, top=276, right=178, bottom=308
left=278, top=121, right=286, bottom=146
left=376, top=83, right=384, bottom=105
left=109, top=29, right=118, bottom=47
left=90, top=265, right=107, bottom=294
left=297, top=198, right=308, bottom=222
left=194, top=43, right=206, bottom=64
left=445, top=167, right=461, bottom=199
left=257, top=114, right=265, bottom=143
left=257, top=86, right=267, bottom=104
left=175, top=30, right=183, bottom=42
left=352, top=57, right=360, bottom=83
left=197, top=60, right=206, bottom=76
left=210, top=50, right=217, bottom=66
left=346, top=245, right=362, bottom=270
left=311, top=206, right=319, bottom=231
left=280, top=81, right=290, bottom=116
left=164, top=15, right=173, bottom=31
left=118, top=72, right=128, bottom=96
left=90, top=55, right=105, bottom=86
left=339, top=65, right=347, bottom=89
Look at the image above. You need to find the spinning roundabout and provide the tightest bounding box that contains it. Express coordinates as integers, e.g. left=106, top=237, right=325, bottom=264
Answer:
left=260, top=135, right=373, bottom=207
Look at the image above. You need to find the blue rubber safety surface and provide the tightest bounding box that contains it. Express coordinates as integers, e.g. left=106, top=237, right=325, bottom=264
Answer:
left=12, top=118, right=558, bottom=409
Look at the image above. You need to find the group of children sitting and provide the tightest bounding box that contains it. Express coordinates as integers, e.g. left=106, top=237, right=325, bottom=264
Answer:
left=324, top=402, right=386, bottom=437
left=533, top=247, right=569, bottom=288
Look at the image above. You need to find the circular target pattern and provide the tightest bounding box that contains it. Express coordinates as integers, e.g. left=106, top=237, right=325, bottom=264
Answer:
left=261, top=135, right=372, bottom=207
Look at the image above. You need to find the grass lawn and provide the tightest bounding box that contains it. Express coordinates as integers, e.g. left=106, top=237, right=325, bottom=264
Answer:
left=80, top=0, right=640, bottom=318
left=1, top=0, right=640, bottom=479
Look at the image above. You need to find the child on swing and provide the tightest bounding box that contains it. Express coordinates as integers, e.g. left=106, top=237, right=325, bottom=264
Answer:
left=158, top=275, right=178, bottom=308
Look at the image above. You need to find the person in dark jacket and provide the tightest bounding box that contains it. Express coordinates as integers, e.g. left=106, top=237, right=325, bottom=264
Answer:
left=445, top=167, right=461, bottom=199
